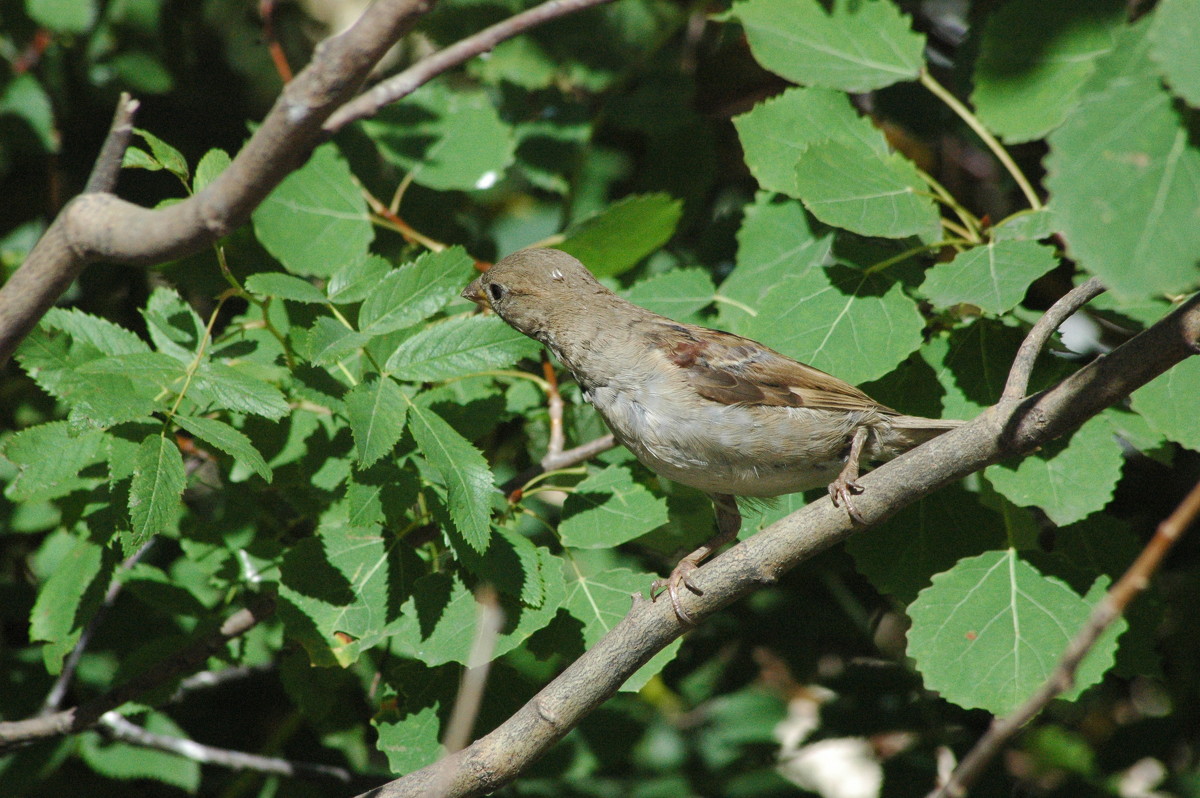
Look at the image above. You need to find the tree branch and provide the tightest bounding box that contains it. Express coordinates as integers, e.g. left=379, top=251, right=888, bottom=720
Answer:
left=932, top=474, right=1200, bottom=798
left=1003, top=277, right=1107, bottom=401
left=84, top=93, right=140, bottom=194
left=358, top=292, right=1200, bottom=798
left=0, top=595, right=275, bottom=751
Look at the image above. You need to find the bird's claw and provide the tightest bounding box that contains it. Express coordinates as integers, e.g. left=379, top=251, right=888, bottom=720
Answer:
left=651, top=559, right=702, bottom=625
left=828, top=477, right=865, bottom=524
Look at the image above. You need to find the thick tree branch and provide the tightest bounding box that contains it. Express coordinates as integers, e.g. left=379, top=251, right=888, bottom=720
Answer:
left=0, top=596, right=275, bottom=750
left=933, top=475, right=1200, bottom=798
left=360, top=293, right=1200, bottom=798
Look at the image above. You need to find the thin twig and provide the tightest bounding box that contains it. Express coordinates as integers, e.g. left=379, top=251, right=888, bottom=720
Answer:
left=84, top=93, right=140, bottom=194
left=1002, top=278, right=1106, bottom=401
left=258, top=0, right=295, bottom=83
left=40, top=540, right=158, bottom=716
left=98, top=712, right=352, bottom=782
left=324, top=0, right=619, bottom=131
left=542, top=354, right=565, bottom=461
left=500, top=434, right=617, bottom=497
left=169, top=663, right=277, bottom=704
left=933, top=475, right=1200, bottom=798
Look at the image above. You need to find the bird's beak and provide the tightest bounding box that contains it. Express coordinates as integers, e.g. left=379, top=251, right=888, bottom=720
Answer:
left=461, top=278, right=487, bottom=307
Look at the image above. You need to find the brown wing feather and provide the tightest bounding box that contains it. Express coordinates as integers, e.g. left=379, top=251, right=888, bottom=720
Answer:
left=647, top=321, right=895, bottom=414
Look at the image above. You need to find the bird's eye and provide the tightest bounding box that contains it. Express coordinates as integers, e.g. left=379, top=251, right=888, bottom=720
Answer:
left=488, top=282, right=505, bottom=302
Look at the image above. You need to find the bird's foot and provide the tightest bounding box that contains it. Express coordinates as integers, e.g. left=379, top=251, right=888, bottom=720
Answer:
left=651, top=558, right=702, bottom=625
left=828, top=476, right=865, bottom=524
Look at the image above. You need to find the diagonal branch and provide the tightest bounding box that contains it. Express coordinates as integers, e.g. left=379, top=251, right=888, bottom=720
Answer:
left=358, top=292, right=1200, bottom=798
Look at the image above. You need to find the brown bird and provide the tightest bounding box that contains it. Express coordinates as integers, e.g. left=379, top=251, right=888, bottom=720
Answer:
left=462, top=248, right=962, bottom=623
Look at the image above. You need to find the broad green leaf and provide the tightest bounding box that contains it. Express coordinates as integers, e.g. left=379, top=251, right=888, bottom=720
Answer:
left=733, top=87, right=886, bottom=197
left=193, top=362, right=289, bottom=420
left=78, top=712, right=201, bottom=791
left=327, top=254, right=393, bottom=304
left=0, top=74, right=56, bottom=152
left=559, top=466, right=669, bottom=548
left=245, top=272, right=328, bottom=303
left=794, top=139, right=941, bottom=241
left=63, top=371, right=158, bottom=430
left=727, top=0, right=924, bottom=92
left=30, top=537, right=111, bottom=647
left=364, top=82, right=516, bottom=191
left=305, top=317, right=370, bottom=366
left=971, top=0, right=1124, bottom=143
left=457, top=523, right=549, bottom=608
left=1130, top=356, right=1200, bottom=450
left=344, top=377, right=410, bottom=467
left=907, top=550, right=1125, bottom=714
left=372, top=662, right=453, bottom=774
left=1045, top=74, right=1200, bottom=300
left=717, top=195, right=832, bottom=330
left=729, top=265, right=925, bottom=385
left=386, top=314, right=540, bottom=381
left=622, top=268, right=715, bottom=322
left=77, top=352, right=188, bottom=390
left=358, top=247, right=475, bottom=335
left=921, top=320, right=1027, bottom=418
left=993, top=209, right=1058, bottom=242
left=142, top=287, right=204, bottom=362
left=277, top=527, right=422, bottom=666
left=252, top=142, right=373, bottom=277
left=42, top=307, right=149, bottom=355
left=557, top=193, right=683, bottom=278
left=407, top=400, right=495, bottom=553
left=1147, top=0, right=1200, bottom=107
left=561, top=565, right=682, bottom=692
left=3, top=422, right=107, bottom=502
left=128, top=435, right=187, bottom=549
left=846, top=485, right=1005, bottom=603
left=920, top=240, right=1059, bottom=315
left=174, top=415, right=272, bottom=482
left=985, top=415, right=1123, bottom=526
left=193, top=147, right=231, bottom=193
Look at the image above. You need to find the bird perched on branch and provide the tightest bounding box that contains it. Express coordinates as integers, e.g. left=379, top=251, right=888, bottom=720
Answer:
left=462, top=248, right=962, bottom=623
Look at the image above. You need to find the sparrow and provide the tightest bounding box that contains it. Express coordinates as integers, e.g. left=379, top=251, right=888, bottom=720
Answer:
left=462, top=248, right=962, bottom=623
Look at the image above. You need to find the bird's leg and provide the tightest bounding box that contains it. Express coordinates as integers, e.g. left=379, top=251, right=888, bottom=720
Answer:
left=652, top=494, right=741, bottom=624
left=828, top=426, right=868, bottom=524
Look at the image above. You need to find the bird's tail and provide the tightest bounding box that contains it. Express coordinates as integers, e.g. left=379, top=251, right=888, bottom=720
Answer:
left=885, top=415, right=965, bottom=451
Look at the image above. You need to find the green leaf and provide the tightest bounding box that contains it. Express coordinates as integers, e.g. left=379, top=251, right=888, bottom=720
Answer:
left=364, top=81, right=516, bottom=191
left=1045, top=73, right=1200, bottom=300
left=557, top=194, right=683, bottom=278
left=1148, top=0, right=1200, bottom=107
left=3, top=422, right=107, bottom=502
left=0, top=74, right=56, bottom=152
left=327, top=254, right=393, bottom=304
left=305, top=317, right=370, bottom=366
left=192, top=148, right=231, bottom=193
left=128, top=435, right=187, bottom=549
left=726, top=0, right=925, bottom=92
left=921, top=320, right=1027, bottom=418
left=561, top=565, right=682, bottom=692
left=30, top=537, right=112, bottom=647
left=457, top=523, right=549, bottom=608
left=252, top=142, right=373, bottom=277
left=27, top=0, right=97, bottom=34
left=193, top=362, right=289, bottom=420
left=358, top=247, right=475, bottom=335
left=344, top=377, right=410, bottom=467
left=42, top=307, right=149, bottom=356
left=244, top=272, right=328, bottom=303
left=78, top=713, right=200, bottom=790
left=907, top=550, right=1125, bottom=714
left=794, top=139, right=941, bottom=241
left=985, top=415, right=1123, bottom=526
left=729, top=265, right=925, bottom=385
left=559, top=466, right=670, bottom=548
left=142, top=287, right=205, bottom=361
left=733, top=87, right=886, bottom=197
left=407, top=400, right=495, bottom=553
left=174, top=415, right=272, bottom=482
left=920, top=240, right=1060, bottom=315
left=1130, top=356, right=1200, bottom=450
left=64, top=371, right=159, bottom=430
left=622, top=268, right=715, bottom=322
left=133, top=128, right=189, bottom=183
left=971, top=0, right=1124, bottom=143
left=385, top=314, right=541, bottom=381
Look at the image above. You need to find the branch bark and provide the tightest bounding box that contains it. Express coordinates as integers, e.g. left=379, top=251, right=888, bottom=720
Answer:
left=359, top=292, right=1200, bottom=798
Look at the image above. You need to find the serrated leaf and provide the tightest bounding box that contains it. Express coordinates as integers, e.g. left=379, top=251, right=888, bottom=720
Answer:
left=729, top=265, right=925, bottom=385
left=561, top=565, right=682, bottom=692
left=193, top=147, right=231, bottom=193
left=41, top=307, right=149, bottom=356
left=559, top=466, right=670, bottom=548
left=64, top=372, right=159, bottom=430
left=193, top=362, right=289, bottom=420
left=128, top=435, right=186, bottom=548
left=3, top=422, right=107, bottom=502
left=174, top=415, right=272, bottom=481
left=364, top=81, right=516, bottom=191
left=985, top=415, right=1123, bottom=526
left=305, top=317, right=370, bottom=366
left=245, top=272, right=328, bottom=303
left=252, top=142, right=373, bottom=277
left=907, top=550, right=1125, bottom=714
left=727, top=0, right=924, bottom=92
left=142, top=287, right=205, bottom=361
left=794, top=139, right=941, bottom=241
left=407, top=400, right=495, bottom=553
left=457, top=524, right=549, bottom=608
left=1148, top=0, right=1200, bottom=107
left=1129, top=356, right=1200, bottom=450
left=327, top=254, right=393, bottom=304
left=622, top=268, right=715, bottom=321
left=557, top=194, right=683, bottom=278
left=385, top=314, right=540, bottom=381
left=921, top=240, right=1060, bottom=315
left=30, top=537, right=112, bottom=647
left=971, top=0, right=1124, bottom=143
left=358, top=247, right=475, bottom=335
left=344, top=377, right=410, bottom=467
left=133, top=128, right=189, bottom=182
